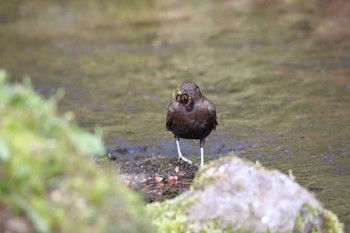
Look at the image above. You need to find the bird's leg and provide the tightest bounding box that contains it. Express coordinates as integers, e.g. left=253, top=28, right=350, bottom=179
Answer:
left=200, top=139, right=205, bottom=168
left=175, top=137, right=193, bottom=164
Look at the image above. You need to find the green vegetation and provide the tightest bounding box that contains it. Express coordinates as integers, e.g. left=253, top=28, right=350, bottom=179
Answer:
left=0, top=70, right=153, bottom=232
left=147, top=192, right=198, bottom=233
left=294, top=203, right=344, bottom=233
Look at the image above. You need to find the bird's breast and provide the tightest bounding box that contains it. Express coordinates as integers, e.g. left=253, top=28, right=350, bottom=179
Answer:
left=168, top=103, right=214, bottom=139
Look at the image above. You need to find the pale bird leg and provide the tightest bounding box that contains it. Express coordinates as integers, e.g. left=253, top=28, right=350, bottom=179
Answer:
left=176, top=138, right=193, bottom=164
left=200, top=139, right=205, bottom=168
left=200, top=147, right=204, bottom=168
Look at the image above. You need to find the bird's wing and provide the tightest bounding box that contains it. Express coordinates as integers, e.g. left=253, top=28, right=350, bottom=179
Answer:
left=166, top=102, right=174, bottom=131
left=206, top=100, right=218, bottom=129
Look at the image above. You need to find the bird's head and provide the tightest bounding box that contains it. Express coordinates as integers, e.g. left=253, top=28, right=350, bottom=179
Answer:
left=173, top=81, right=202, bottom=107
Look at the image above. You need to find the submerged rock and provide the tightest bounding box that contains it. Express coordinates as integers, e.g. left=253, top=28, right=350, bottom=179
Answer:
left=148, top=156, right=343, bottom=233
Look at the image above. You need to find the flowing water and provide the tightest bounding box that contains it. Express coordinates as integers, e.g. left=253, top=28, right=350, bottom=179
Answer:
left=1, top=0, right=349, bottom=229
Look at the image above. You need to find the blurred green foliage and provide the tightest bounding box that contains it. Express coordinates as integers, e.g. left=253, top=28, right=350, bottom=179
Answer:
left=0, top=70, right=153, bottom=233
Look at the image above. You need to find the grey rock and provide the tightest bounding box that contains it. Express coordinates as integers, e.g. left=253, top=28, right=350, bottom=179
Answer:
left=189, top=157, right=322, bottom=232
left=148, top=156, right=343, bottom=233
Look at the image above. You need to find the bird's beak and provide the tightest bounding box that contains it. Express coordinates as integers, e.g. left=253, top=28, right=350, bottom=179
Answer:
left=173, top=89, right=182, bottom=100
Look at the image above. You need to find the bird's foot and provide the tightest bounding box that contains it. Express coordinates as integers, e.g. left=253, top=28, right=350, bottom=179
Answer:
left=178, top=155, right=193, bottom=165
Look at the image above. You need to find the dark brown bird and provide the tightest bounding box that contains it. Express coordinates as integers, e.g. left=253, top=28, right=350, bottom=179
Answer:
left=166, top=81, right=218, bottom=167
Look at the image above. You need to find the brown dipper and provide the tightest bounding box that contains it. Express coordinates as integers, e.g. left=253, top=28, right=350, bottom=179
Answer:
left=166, top=81, right=218, bottom=167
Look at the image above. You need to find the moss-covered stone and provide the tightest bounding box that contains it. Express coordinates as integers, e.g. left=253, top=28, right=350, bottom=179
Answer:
left=0, top=70, right=154, bottom=233
left=147, top=156, right=343, bottom=233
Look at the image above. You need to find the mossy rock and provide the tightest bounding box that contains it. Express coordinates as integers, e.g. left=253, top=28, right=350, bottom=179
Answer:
left=147, top=156, right=343, bottom=233
left=0, top=70, right=154, bottom=233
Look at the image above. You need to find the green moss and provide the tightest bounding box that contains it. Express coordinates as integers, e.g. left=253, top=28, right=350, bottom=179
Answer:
left=147, top=192, right=197, bottom=233
left=321, top=209, right=344, bottom=233
left=0, top=70, right=154, bottom=232
left=293, top=202, right=343, bottom=233
left=191, top=156, right=231, bottom=190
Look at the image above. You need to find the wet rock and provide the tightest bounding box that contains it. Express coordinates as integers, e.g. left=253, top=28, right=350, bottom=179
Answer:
left=116, top=156, right=199, bottom=202
left=107, top=145, right=160, bottom=161
left=148, top=156, right=343, bottom=233
left=279, top=148, right=290, bottom=153
left=117, top=156, right=198, bottom=179
left=319, top=154, right=337, bottom=163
